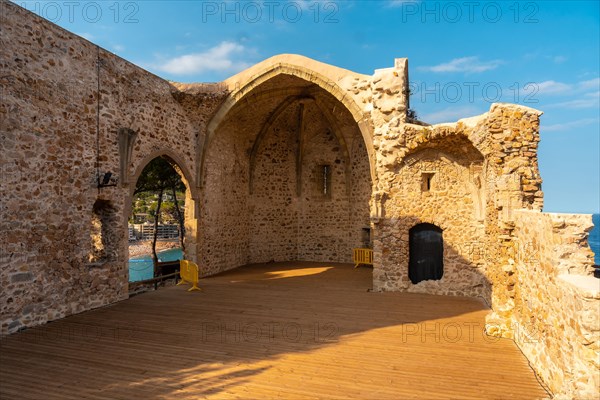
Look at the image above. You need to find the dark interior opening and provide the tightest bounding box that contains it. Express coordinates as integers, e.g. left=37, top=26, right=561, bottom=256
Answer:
left=409, top=223, right=444, bottom=284
left=421, top=172, right=435, bottom=192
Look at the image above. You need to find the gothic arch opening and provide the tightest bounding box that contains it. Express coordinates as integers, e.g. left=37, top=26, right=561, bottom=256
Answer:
left=127, top=153, right=198, bottom=281
left=201, top=73, right=373, bottom=271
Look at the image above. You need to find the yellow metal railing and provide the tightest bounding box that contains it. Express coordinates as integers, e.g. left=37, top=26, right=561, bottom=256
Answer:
left=353, top=248, right=373, bottom=268
left=178, top=259, right=201, bottom=291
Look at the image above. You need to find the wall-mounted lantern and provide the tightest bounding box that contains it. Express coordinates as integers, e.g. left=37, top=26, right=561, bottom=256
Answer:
left=98, top=171, right=118, bottom=188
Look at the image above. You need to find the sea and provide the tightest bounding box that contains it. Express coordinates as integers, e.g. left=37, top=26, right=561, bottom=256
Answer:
left=127, top=214, right=600, bottom=281
left=128, top=247, right=183, bottom=282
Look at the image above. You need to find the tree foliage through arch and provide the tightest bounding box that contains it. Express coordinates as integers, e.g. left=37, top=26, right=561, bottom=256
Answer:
left=133, top=157, right=186, bottom=274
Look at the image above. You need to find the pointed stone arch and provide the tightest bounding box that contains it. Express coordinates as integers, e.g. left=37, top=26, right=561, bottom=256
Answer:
left=130, top=149, right=198, bottom=200
left=247, top=95, right=353, bottom=197
left=125, top=149, right=200, bottom=264
left=198, top=58, right=375, bottom=188
left=198, top=57, right=375, bottom=267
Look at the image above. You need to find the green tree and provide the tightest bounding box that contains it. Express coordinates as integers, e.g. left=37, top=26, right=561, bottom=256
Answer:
left=133, top=157, right=186, bottom=275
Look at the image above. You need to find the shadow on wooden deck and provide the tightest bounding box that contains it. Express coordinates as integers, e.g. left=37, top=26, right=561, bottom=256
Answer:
left=0, top=262, right=548, bottom=399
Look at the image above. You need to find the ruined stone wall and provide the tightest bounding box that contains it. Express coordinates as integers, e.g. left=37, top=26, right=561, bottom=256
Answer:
left=504, top=210, right=598, bottom=398
left=3, top=6, right=598, bottom=398
left=2, top=2, right=549, bottom=335
left=0, top=1, right=221, bottom=334
left=374, top=135, right=489, bottom=297
left=368, top=83, right=547, bottom=300
left=367, top=84, right=598, bottom=398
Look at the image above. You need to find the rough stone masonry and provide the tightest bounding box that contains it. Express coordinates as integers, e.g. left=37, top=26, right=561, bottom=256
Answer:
left=0, top=1, right=598, bottom=398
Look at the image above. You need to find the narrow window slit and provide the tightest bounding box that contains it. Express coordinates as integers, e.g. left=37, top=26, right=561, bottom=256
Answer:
left=421, top=172, right=435, bottom=192
left=319, top=164, right=332, bottom=198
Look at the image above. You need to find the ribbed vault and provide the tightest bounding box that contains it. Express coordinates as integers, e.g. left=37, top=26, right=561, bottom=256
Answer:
left=200, top=73, right=373, bottom=266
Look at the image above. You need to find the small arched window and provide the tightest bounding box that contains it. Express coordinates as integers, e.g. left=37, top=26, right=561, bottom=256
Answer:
left=409, top=223, right=443, bottom=284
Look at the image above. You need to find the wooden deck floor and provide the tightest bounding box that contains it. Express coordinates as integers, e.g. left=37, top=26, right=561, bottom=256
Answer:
left=0, top=262, right=548, bottom=399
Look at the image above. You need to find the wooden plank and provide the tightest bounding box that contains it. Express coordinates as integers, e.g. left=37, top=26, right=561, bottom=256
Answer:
left=0, top=262, right=548, bottom=399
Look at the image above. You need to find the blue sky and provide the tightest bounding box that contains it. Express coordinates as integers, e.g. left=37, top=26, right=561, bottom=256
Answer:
left=17, top=0, right=600, bottom=213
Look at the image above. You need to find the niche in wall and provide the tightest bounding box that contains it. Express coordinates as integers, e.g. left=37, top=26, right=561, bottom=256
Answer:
left=88, top=199, right=119, bottom=264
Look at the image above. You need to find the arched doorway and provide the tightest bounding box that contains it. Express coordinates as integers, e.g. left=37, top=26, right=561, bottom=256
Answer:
left=200, top=70, right=374, bottom=271
left=127, top=153, right=198, bottom=283
left=409, top=223, right=444, bottom=284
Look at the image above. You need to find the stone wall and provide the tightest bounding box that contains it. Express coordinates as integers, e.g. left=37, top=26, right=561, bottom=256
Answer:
left=249, top=102, right=302, bottom=263
left=496, top=210, right=599, bottom=398
left=1, top=2, right=376, bottom=336
left=200, top=128, right=251, bottom=274
left=296, top=107, right=354, bottom=262
left=374, top=134, right=489, bottom=298
left=0, top=1, right=220, bottom=333
left=2, top=3, right=599, bottom=398
left=371, top=102, right=545, bottom=303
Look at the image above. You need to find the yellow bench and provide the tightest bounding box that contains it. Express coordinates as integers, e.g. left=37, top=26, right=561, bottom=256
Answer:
left=178, top=259, right=201, bottom=291
left=353, top=248, right=373, bottom=268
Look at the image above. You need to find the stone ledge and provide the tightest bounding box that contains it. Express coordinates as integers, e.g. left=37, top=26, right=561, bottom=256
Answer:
left=490, top=102, right=543, bottom=116
left=558, top=274, right=600, bottom=299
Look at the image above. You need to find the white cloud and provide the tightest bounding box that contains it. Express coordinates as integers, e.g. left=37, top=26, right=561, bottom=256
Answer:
left=388, top=0, right=421, bottom=7
left=522, top=52, right=567, bottom=64
left=546, top=97, right=599, bottom=110
left=420, top=105, right=481, bottom=124
left=419, top=57, right=503, bottom=74
left=528, top=77, right=599, bottom=100
left=577, top=78, right=600, bottom=91
left=553, top=55, right=567, bottom=64
left=542, top=118, right=598, bottom=132
left=113, top=44, right=125, bottom=52
left=157, top=41, right=250, bottom=75
left=535, top=80, right=572, bottom=95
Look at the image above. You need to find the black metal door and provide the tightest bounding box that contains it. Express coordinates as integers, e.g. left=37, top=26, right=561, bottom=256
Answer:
left=409, top=224, right=443, bottom=284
